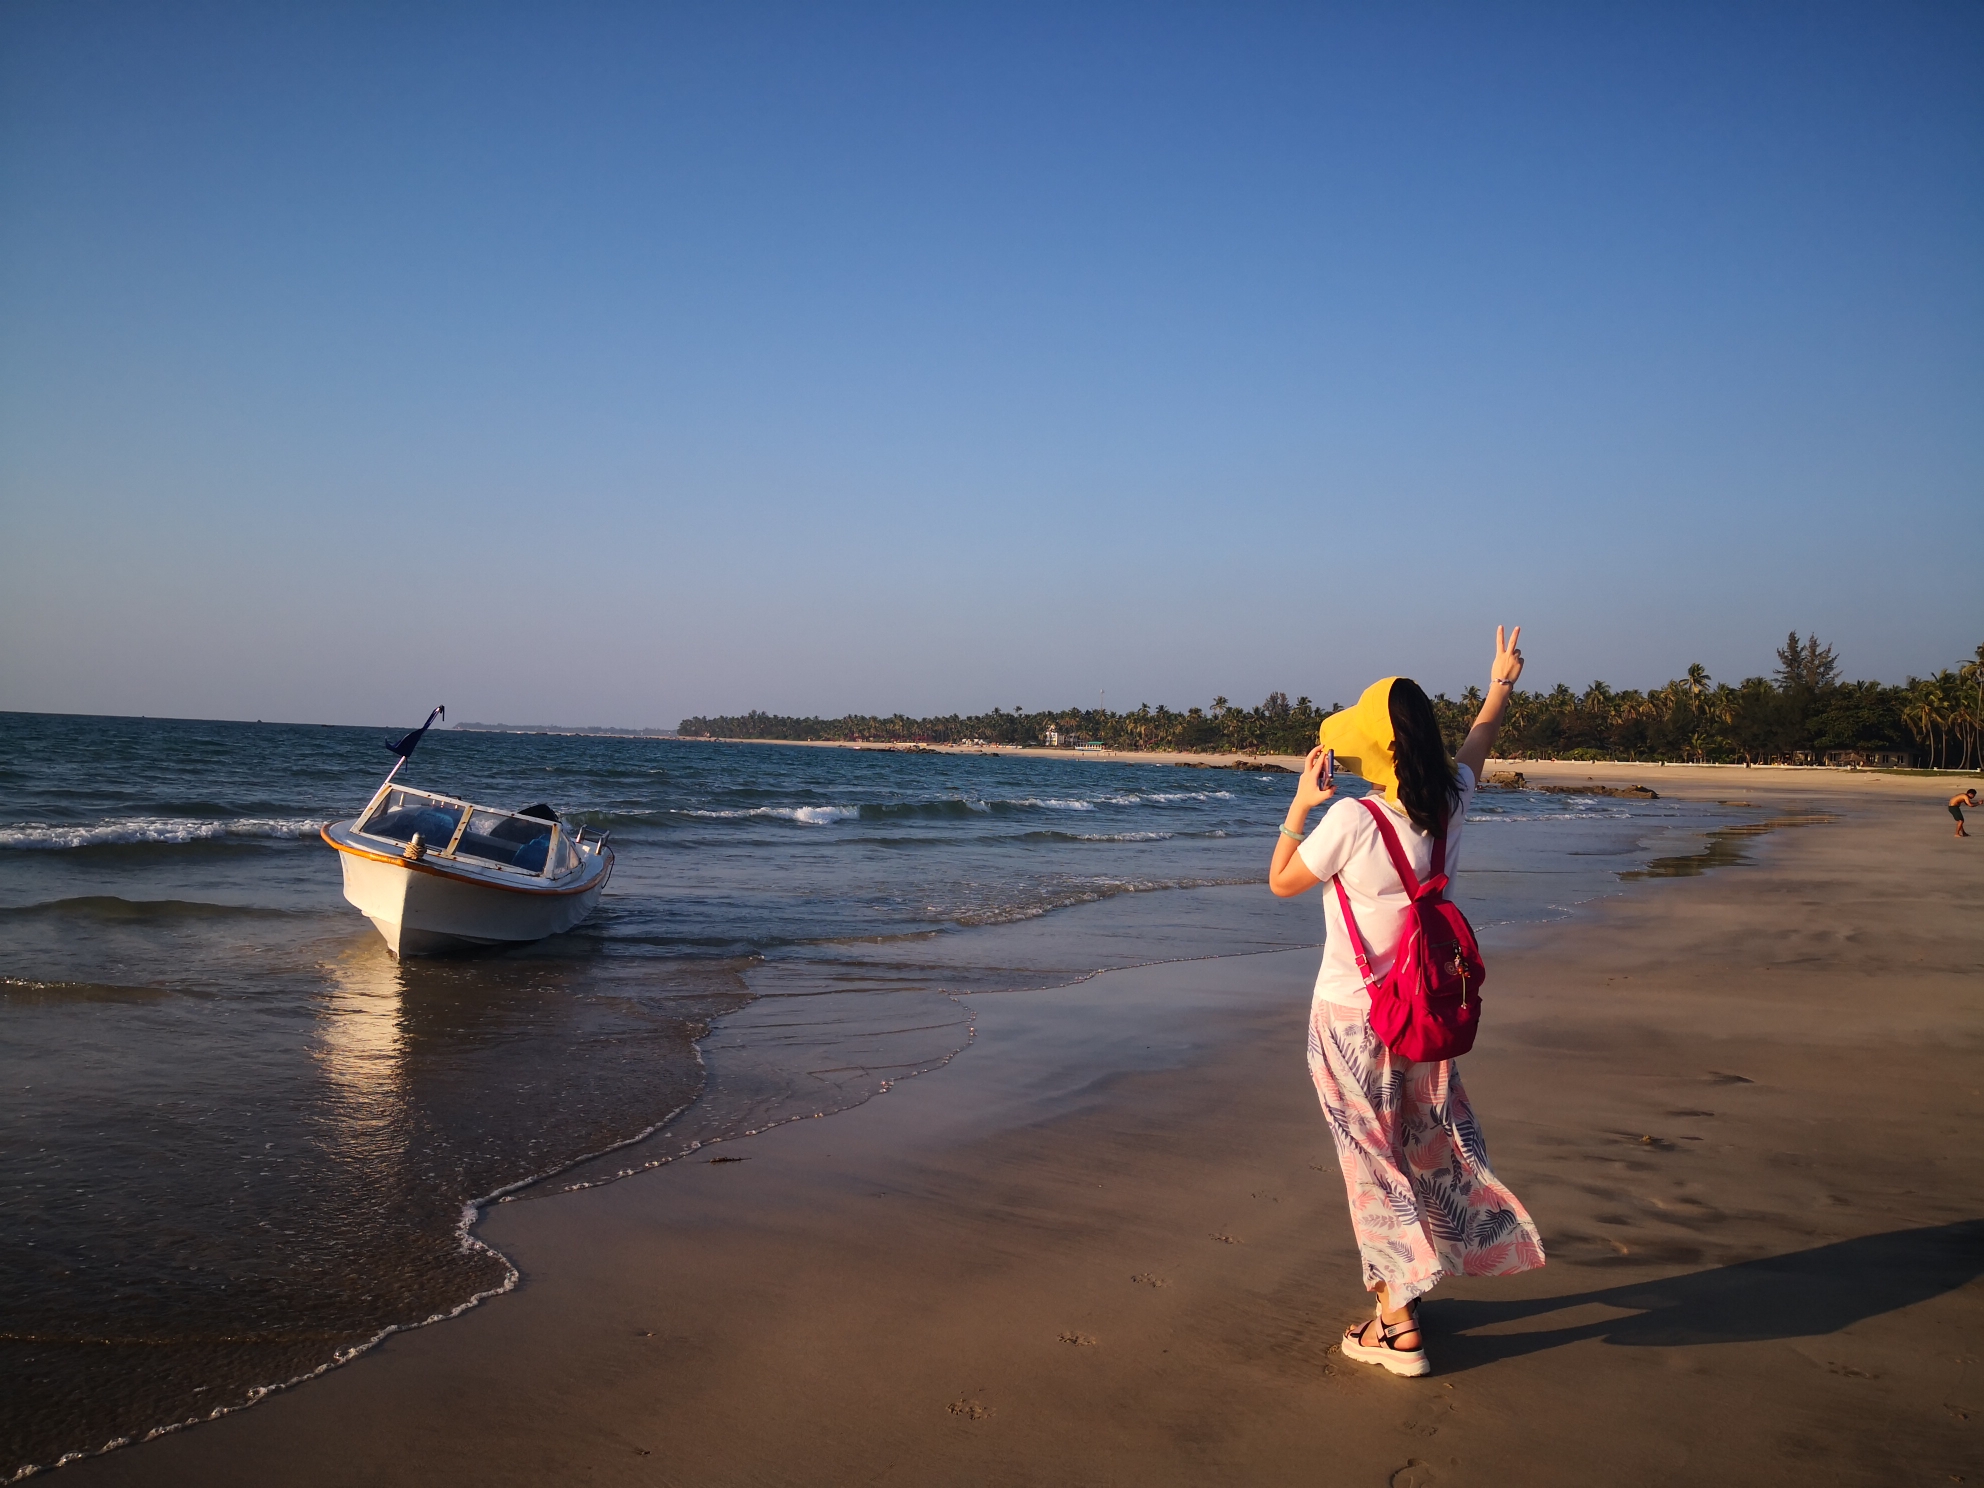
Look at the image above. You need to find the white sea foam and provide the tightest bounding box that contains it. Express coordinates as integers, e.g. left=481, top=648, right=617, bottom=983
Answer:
left=683, top=790, right=1239, bottom=824
left=680, top=805, right=860, bottom=824
left=1042, top=789, right=1236, bottom=808
left=790, top=805, right=860, bottom=825
left=0, top=818, right=323, bottom=851
left=1466, top=808, right=1633, bottom=823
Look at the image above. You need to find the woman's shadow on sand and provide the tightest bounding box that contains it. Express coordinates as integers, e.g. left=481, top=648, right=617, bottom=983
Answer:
left=1429, top=1219, right=1984, bottom=1367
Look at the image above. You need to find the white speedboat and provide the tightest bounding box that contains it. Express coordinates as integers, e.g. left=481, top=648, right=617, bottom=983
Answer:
left=320, top=708, right=613, bottom=956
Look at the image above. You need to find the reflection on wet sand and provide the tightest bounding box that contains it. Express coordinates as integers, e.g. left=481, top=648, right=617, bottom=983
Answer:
left=316, top=947, right=408, bottom=1163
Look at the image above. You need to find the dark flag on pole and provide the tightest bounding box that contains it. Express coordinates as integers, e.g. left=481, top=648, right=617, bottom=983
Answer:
left=386, top=705, right=446, bottom=759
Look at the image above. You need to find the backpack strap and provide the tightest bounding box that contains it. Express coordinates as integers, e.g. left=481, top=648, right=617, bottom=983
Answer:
left=1358, top=798, right=1450, bottom=899
left=1358, top=799, right=1422, bottom=896
left=1330, top=875, right=1380, bottom=991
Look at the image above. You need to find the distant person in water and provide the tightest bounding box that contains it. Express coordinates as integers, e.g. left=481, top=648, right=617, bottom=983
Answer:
left=1267, top=626, right=1545, bottom=1378
left=1953, top=789, right=1977, bottom=838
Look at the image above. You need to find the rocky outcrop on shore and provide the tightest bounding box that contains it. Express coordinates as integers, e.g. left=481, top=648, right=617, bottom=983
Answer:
left=1486, top=770, right=1658, bottom=798
left=1176, top=758, right=1298, bottom=773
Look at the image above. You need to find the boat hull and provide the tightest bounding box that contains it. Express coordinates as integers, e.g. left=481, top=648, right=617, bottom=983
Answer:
left=323, top=822, right=611, bottom=956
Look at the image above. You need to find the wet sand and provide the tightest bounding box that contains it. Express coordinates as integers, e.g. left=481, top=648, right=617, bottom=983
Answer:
left=59, top=776, right=1983, bottom=1486
left=711, top=733, right=1972, bottom=798
left=702, top=734, right=1308, bottom=768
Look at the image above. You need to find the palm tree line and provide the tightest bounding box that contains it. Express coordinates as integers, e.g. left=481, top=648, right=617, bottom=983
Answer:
left=679, top=634, right=1984, bottom=771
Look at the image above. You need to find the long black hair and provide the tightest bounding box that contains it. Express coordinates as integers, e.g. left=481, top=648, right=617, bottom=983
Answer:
left=1388, top=678, right=1461, bottom=838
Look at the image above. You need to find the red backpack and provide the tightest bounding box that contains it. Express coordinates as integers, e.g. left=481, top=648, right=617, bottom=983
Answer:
left=1330, top=798, right=1484, bottom=1062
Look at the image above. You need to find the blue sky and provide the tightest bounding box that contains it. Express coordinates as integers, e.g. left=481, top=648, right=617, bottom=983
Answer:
left=2, top=2, right=1978, bottom=727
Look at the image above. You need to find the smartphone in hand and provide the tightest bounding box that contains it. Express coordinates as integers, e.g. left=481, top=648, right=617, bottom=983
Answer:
left=1322, top=748, right=1335, bottom=785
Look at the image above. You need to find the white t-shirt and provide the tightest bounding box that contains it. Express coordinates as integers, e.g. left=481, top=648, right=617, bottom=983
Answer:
left=1296, top=764, right=1477, bottom=1009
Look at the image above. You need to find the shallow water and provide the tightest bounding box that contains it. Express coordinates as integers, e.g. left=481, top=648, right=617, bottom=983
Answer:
left=0, top=713, right=1747, bottom=1474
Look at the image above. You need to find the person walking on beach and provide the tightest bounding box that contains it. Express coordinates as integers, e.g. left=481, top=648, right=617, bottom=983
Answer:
left=1268, top=626, right=1545, bottom=1378
left=1952, top=789, right=1976, bottom=838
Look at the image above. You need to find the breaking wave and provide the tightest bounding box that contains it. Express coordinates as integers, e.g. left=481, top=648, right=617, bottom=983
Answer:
left=1022, top=829, right=1177, bottom=843
left=666, top=789, right=1239, bottom=827
left=1466, top=808, right=1634, bottom=823
left=679, top=804, right=862, bottom=825
left=0, top=818, right=324, bottom=851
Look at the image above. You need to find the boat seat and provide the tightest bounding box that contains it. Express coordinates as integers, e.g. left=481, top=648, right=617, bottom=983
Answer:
left=364, top=806, right=462, bottom=845
left=488, top=815, right=554, bottom=845
left=453, top=829, right=551, bottom=870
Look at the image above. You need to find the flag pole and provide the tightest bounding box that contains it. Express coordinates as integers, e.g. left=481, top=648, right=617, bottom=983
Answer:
left=359, top=704, right=445, bottom=823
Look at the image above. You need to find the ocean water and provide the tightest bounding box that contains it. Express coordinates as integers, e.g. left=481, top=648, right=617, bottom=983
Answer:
left=0, top=712, right=1748, bottom=1476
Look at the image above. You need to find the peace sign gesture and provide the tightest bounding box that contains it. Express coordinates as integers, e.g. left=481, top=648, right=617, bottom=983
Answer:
left=1459, top=624, right=1525, bottom=778
left=1491, top=625, right=1524, bottom=689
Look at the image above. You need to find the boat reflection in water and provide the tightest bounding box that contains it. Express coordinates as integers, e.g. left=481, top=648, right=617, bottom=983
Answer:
left=315, top=947, right=410, bottom=1169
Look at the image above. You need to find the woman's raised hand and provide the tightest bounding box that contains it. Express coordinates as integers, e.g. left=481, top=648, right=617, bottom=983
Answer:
left=1458, top=625, right=1526, bottom=780
left=1270, top=744, right=1334, bottom=895
left=1293, top=744, right=1336, bottom=812
left=1491, top=625, right=1524, bottom=688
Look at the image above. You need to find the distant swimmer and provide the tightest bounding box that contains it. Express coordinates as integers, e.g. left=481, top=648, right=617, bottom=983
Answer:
left=1953, top=789, right=1977, bottom=838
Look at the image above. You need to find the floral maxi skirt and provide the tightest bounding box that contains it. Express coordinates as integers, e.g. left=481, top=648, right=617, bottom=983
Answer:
left=1307, top=998, right=1546, bottom=1307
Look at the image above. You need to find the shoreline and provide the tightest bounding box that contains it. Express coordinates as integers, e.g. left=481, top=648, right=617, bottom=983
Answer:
left=691, top=735, right=1972, bottom=796
left=52, top=775, right=1984, bottom=1486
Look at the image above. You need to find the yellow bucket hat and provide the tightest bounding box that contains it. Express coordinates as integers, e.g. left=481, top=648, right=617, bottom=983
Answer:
left=1317, top=677, right=1401, bottom=805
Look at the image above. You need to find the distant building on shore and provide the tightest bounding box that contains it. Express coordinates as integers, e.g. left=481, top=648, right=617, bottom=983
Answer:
left=1043, top=726, right=1069, bottom=748
left=1822, top=748, right=1915, bottom=768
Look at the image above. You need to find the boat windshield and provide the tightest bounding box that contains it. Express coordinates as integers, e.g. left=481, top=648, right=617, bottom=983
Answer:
left=357, top=790, right=583, bottom=877
left=548, top=832, right=581, bottom=878
left=359, top=789, right=464, bottom=849
left=453, top=808, right=555, bottom=873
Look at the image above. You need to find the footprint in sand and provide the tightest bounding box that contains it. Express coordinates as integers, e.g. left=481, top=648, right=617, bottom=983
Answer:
left=1210, top=1232, right=1242, bottom=1245
left=1059, top=1331, right=1099, bottom=1346
left=947, top=1398, right=991, bottom=1420
left=1130, top=1273, right=1169, bottom=1287
left=1390, top=1461, right=1437, bottom=1488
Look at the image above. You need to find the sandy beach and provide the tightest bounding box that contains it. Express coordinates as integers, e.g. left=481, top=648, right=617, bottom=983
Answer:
left=694, top=734, right=1315, bottom=769
left=56, top=768, right=1982, bottom=1487
left=709, top=733, right=1968, bottom=793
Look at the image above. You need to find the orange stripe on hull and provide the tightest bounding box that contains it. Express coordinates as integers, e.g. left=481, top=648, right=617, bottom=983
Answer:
left=319, top=823, right=612, bottom=897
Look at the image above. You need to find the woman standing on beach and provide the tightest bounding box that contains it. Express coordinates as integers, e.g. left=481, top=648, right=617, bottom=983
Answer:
left=1268, top=627, right=1546, bottom=1378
